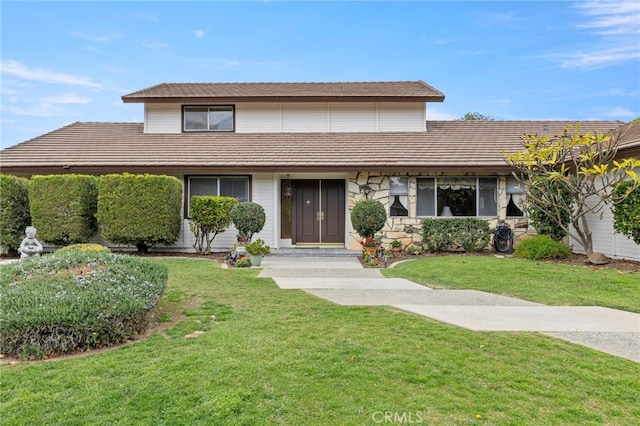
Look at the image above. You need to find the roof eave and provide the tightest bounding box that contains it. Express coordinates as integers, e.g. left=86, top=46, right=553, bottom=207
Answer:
left=121, top=95, right=445, bottom=104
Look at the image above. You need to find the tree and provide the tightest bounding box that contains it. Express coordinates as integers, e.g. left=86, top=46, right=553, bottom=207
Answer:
left=459, top=112, right=494, bottom=121
left=189, top=196, right=238, bottom=254
left=504, top=124, right=640, bottom=259
left=521, top=178, right=572, bottom=241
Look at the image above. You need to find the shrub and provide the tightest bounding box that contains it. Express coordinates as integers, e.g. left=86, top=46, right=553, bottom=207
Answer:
left=56, top=243, right=110, bottom=254
left=230, top=202, right=266, bottom=242
left=97, top=174, right=182, bottom=252
left=0, top=250, right=167, bottom=359
left=522, top=178, right=572, bottom=241
left=234, top=257, right=252, bottom=268
left=513, top=235, right=571, bottom=260
left=28, top=174, right=98, bottom=246
left=189, top=196, right=238, bottom=254
left=351, top=199, right=387, bottom=239
left=246, top=238, right=270, bottom=256
left=0, top=175, right=31, bottom=255
left=422, top=218, right=490, bottom=252
left=612, top=181, right=640, bottom=245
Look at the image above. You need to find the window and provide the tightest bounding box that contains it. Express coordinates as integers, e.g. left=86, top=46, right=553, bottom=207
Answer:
left=506, top=176, right=525, bottom=216
left=389, top=177, right=409, bottom=216
left=416, top=177, right=497, bottom=217
left=184, top=106, right=234, bottom=131
left=187, top=176, right=249, bottom=213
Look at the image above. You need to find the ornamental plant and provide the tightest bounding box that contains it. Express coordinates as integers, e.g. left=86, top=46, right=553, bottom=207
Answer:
left=246, top=238, right=271, bottom=256
left=351, top=199, right=386, bottom=239
left=189, top=196, right=238, bottom=254
left=230, top=202, right=266, bottom=242
left=0, top=174, right=31, bottom=255
left=612, top=180, right=640, bottom=244
left=360, top=236, right=377, bottom=248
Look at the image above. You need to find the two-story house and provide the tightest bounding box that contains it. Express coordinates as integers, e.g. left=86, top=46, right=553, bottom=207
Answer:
left=1, top=81, right=637, bottom=258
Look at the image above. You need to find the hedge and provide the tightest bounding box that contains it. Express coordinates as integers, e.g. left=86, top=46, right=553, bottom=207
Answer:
left=189, top=196, right=238, bottom=254
left=0, top=175, right=31, bottom=254
left=28, top=174, right=99, bottom=246
left=612, top=181, right=640, bottom=245
left=97, top=174, right=182, bottom=252
left=422, top=218, right=490, bottom=252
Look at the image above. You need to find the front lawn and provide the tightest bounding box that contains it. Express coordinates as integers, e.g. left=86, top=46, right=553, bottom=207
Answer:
left=383, top=255, right=640, bottom=313
left=1, top=258, right=638, bottom=425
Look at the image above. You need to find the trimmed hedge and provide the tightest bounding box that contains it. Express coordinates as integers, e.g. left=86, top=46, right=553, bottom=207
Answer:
left=612, top=181, right=640, bottom=245
left=56, top=243, right=110, bottom=254
left=513, top=235, right=571, bottom=260
left=190, top=196, right=238, bottom=254
left=0, top=250, right=167, bottom=359
left=28, top=174, right=99, bottom=246
left=422, top=218, right=490, bottom=252
left=97, top=174, right=182, bottom=252
left=230, top=202, right=266, bottom=242
left=351, top=199, right=387, bottom=239
left=0, top=175, right=31, bottom=254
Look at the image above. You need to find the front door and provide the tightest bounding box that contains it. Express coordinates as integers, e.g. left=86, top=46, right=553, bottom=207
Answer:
left=292, top=180, right=345, bottom=245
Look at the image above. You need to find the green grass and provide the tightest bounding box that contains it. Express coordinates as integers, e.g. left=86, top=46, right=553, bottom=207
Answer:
left=1, top=258, right=639, bottom=425
left=383, top=255, right=640, bottom=313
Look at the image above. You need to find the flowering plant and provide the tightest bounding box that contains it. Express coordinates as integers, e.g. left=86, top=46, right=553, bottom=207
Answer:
left=360, top=236, right=377, bottom=248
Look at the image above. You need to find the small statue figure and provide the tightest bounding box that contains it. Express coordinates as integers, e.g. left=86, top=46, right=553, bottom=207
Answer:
left=18, top=226, right=43, bottom=259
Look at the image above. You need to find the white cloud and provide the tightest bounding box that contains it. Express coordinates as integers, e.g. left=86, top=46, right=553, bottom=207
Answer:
left=555, top=45, right=640, bottom=70
left=0, top=60, right=102, bottom=89
left=69, top=31, right=124, bottom=43
left=574, top=1, right=640, bottom=35
left=140, top=42, right=170, bottom=50
left=194, top=29, right=205, bottom=38
left=2, top=103, right=69, bottom=117
left=42, top=94, right=93, bottom=104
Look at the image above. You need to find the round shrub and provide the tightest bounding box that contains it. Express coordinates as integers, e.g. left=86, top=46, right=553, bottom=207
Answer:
left=56, top=243, right=110, bottom=254
left=230, top=202, right=266, bottom=242
left=0, top=175, right=31, bottom=255
left=351, top=199, right=387, bottom=239
left=0, top=250, right=167, bottom=359
left=513, top=235, right=571, bottom=260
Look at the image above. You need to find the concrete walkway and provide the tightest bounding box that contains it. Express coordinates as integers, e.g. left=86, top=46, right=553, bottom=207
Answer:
left=258, top=257, right=640, bottom=363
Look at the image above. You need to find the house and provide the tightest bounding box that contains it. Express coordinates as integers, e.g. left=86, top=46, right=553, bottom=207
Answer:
left=1, top=81, right=637, bottom=259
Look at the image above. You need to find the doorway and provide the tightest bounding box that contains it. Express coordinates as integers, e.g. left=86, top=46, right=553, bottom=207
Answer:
left=291, top=179, right=345, bottom=245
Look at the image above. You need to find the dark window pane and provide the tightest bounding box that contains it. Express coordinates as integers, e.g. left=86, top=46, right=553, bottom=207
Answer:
left=220, top=177, right=249, bottom=202
left=478, top=178, right=497, bottom=216
left=416, top=178, right=435, bottom=216
left=209, top=108, right=233, bottom=131
left=184, top=108, right=208, bottom=130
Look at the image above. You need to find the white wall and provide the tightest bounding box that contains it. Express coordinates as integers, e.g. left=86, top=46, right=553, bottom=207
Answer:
left=145, top=102, right=426, bottom=134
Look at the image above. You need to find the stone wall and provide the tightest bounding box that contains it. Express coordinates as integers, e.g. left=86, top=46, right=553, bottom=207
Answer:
left=347, top=172, right=532, bottom=251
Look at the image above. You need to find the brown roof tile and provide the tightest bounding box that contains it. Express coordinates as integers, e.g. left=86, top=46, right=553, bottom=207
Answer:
left=122, top=81, right=445, bottom=103
left=1, top=120, right=626, bottom=174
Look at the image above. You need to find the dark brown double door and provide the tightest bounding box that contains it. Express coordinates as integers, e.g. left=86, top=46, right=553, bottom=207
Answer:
left=292, top=180, right=345, bottom=245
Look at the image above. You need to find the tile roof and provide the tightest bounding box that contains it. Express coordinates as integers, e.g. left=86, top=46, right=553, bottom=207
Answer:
left=1, top=120, right=627, bottom=174
left=122, top=81, right=445, bottom=103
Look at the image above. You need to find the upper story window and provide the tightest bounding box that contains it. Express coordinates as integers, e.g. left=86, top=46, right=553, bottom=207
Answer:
left=184, top=106, right=234, bottom=132
left=416, top=177, right=497, bottom=217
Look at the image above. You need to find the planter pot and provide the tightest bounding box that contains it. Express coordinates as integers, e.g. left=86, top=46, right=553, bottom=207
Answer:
left=362, top=247, right=377, bottom=256
left=249, top=254, right=263, bottom=266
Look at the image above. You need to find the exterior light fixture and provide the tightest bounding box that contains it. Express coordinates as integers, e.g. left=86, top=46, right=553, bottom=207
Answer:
left=360, top=184, right=374, bottom=198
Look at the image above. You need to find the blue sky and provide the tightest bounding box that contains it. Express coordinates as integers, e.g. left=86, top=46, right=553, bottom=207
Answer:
left=1, top=1, right=639, bottom=149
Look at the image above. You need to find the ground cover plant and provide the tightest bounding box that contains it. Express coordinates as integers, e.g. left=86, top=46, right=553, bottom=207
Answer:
left=1, top=258, right=638, bottom=425
left=384, top=255, right=640, bottom=313
left=0, top=248, right=167, bottom=359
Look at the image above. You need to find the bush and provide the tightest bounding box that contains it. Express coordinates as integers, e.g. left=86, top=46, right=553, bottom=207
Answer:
left=189, top=196, right=238, bottom=254
left=56, top=243, right=110, bottom=254
left=230, top=202, right=266, bottom=242
left=522, top=179, right=572, bottom=241
left=513, top=235, right=571, bottom=260
left=0, top=250, right=167, bottom=359
left=97, top=174, right=182, bottom=252
left=351, top=199, right=387, bottom=239
left=0, top=175, right=31, bottom=255
left=234, top=258, right=251, bottom=268
left=612, top=181, right=640, bottom=245
left=28, top=174, right=98, bottom=246
left=422, top=218, right=490, bottom=252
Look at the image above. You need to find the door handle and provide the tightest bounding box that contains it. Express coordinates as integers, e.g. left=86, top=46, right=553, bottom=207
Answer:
left=316, top=211, right=325, bottom=221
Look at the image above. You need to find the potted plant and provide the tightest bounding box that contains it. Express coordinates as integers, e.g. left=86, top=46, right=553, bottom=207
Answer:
left=360, top=236, right=378, bottom=256
left=390, top=240, right=403, bottom=255
left=246, top=238, right=270, bottom=266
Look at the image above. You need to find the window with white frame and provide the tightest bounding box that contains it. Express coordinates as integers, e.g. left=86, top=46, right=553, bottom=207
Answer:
left=506, top=176, right=525, bottom=216
left=187, top=176, right=249, bottom=213
left=184, top=106, right=234, bottom=131
left=389, top=176, right=409, bottom=216
left=416, top=177, right=497, bottom=217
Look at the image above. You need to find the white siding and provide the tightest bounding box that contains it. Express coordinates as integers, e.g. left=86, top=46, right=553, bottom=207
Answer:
left=144, top=104, right=182, bottom=134
left=236, top=103, right=281, bottom=133
left=282, top=103, right=329, bottom=132
left=329, top=102, right=377, bottom=132
left=378, top=103, right=426, bottom=131
left=248, top=174, right=276, bottom=246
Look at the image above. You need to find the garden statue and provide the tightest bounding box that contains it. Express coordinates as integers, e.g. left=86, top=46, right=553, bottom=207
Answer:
left=18, top=226, right=43, bottom=259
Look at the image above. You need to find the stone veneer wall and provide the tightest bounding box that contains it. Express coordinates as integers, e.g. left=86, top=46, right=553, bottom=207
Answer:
left=346, top=172, right=531, bottom=251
